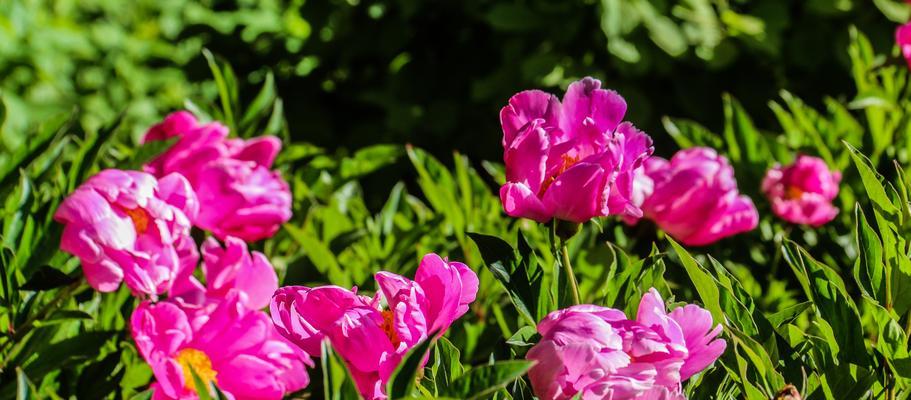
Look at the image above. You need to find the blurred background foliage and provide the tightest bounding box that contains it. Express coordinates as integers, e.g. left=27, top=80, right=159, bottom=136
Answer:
left=0, top=0, right=906, bottom=162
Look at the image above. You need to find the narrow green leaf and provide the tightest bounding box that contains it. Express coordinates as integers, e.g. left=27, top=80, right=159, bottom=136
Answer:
left=440, top=360, right=534, bottom=400
left=387, top=336, right=436, bottom=398
left=668, top=238, right=724, bottom=323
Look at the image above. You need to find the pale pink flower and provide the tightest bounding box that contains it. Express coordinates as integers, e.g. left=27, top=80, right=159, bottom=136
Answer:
left=762, top=155, right=840, bottom=226
left=54, top=169, right=197, bottom=296
left=526, top=289, right=726, bottom=400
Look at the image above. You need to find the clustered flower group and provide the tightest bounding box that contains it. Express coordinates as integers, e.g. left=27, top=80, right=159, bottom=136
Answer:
left=54, top=77, right=841, bottom=400
left=499, top=77, right=842, bottom=246
left=54, top=111, right=482, bottom=400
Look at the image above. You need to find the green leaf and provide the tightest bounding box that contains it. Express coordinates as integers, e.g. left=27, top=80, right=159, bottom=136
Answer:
left=127, top=391, right=153, bottom=400
left=853, top=205, right=886, bottom=302
left=668, top=238, right=724, bottom=323
left=321, top=341, right=362, bottom=400
left=387, top=336, right=436, bottom=398
left=661, top=117, right=723, bottom=149
left=468, top=232, right=544, bottom=326
left=340, top=145, right=403, bottom=180
left=15, top=368, right=36, bottom=400
left=781, top=241, right=870, bottom=366
left=439, top=360, right=534, bottom=400
left=202, top=48, right=236, bottom=129
left=845, top=141, right=899, bottom=217
left=285, top=224, right=351, bottom=287
left=429, top=336, right=465, bottom=392
left=766, top=302, right=811, bottom=328
left=239, top=71, right=277, bottom=133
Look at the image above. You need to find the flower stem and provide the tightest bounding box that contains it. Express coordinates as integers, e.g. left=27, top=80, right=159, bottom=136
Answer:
left=561, top=240, right=581, bottom=305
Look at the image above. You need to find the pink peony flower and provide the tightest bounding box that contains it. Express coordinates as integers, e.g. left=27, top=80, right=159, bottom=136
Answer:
left=897, top=22, right=911, bottom=69
left=526, top=289, right=725, bottom=400
left=54, top=169, right=198, bottom=296
left=499, top=77, right=654, bottom=223
left=142, top=111, right=292, bottom=242
left=131, top=291, right=312, bottom=400
left=270, top=253, right=479, bottom=399
left=171, top=236, right=279, bottom=310
left=761, top=155, right=840, bottom=227
left=633, top=147, right=758, bottom=246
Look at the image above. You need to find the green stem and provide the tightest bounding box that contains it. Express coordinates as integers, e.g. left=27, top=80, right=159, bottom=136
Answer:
left=561, top=241, right=581, bottom=305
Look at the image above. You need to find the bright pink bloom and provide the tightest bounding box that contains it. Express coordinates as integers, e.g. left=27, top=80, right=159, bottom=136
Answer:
left=171, top=236, right=278, bottom=310
left=633, top=147, right=758, bottom=246
left=270, top=253, right=479, bottom=399
left=142, top=111, right=291, bottom=242
left=762, top=155, right=840, bottom=227
left=499, top=77, right=654, bottom=223
left=526, top=289, right=725, bottom=400
left=54, top=169, right=197, bottom=296
left=897, top=22, right=911, bottom=69
left=131, top=292, right=312, bottom=400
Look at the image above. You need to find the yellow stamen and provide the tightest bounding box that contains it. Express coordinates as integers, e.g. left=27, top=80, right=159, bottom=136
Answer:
left=123, top=207, right=151, bottom=234
left=176, top=348, right=217, bottom=391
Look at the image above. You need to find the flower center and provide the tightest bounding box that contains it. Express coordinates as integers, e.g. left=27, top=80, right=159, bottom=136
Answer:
left=539, top=154, right=580, bottom=196
left=381, top=309, right=401, bottom=348
left=785, top=186, right=804, bottom=200
left=123, top=207, right=151, bottom=234
left=176, top=348, right=217, bottom=391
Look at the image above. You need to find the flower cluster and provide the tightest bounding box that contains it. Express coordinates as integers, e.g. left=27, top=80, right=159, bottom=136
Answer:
left=526, top=289, right=726, bottom=400
left=500, top=77, right=842, bottom=245
left=55, top=112, right=308, bottom=399
left=142, top=111, right=292, bottom=242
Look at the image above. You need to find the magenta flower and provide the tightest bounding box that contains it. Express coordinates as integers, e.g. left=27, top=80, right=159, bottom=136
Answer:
left=143, top=111, right=292, bottom=242
left=526, top=289, right=726, bottom=400
left=499, top=77, right=654, bottom=223
left=762, top=155, right=841, bottom=227
left=270, top=253, right=479, bottom=399
left=54, top=169, right=197, bottom=296
left=131, top=292, right=312, bottom=400
left=171, top=236, right=279, bottom=310
left=633, top=147, right=758, bottom=246
left=897, top=22, right=911, bottom=69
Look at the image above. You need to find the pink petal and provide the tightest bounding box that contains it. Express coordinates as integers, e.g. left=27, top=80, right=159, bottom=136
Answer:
left=542, top=162, right=609, bottom=223
left=499, top=182, right=553, bottom=223
left=500, top=89, right=561, bottom=147
left=560, top=77, right=627, bottom=143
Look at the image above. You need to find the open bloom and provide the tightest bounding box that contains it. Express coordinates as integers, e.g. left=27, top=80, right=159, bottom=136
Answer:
left=143, top=111, right=292, bottom=242
left=131, top=292, right=312, bottom=400
left=54, top=169, right=197, bottom=296
left=270, top=254, right=479, bottom=399
left=499, top=77, right=654, bottom=223
left=526, top=289, right=726, bottom=400
left=762, top=155, right=840, bottom=226
left=171, top=236, right=278, bottom=310
left=897, top=22, right=911, bottom=69
left=633, top=147, right=758, bottom=246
